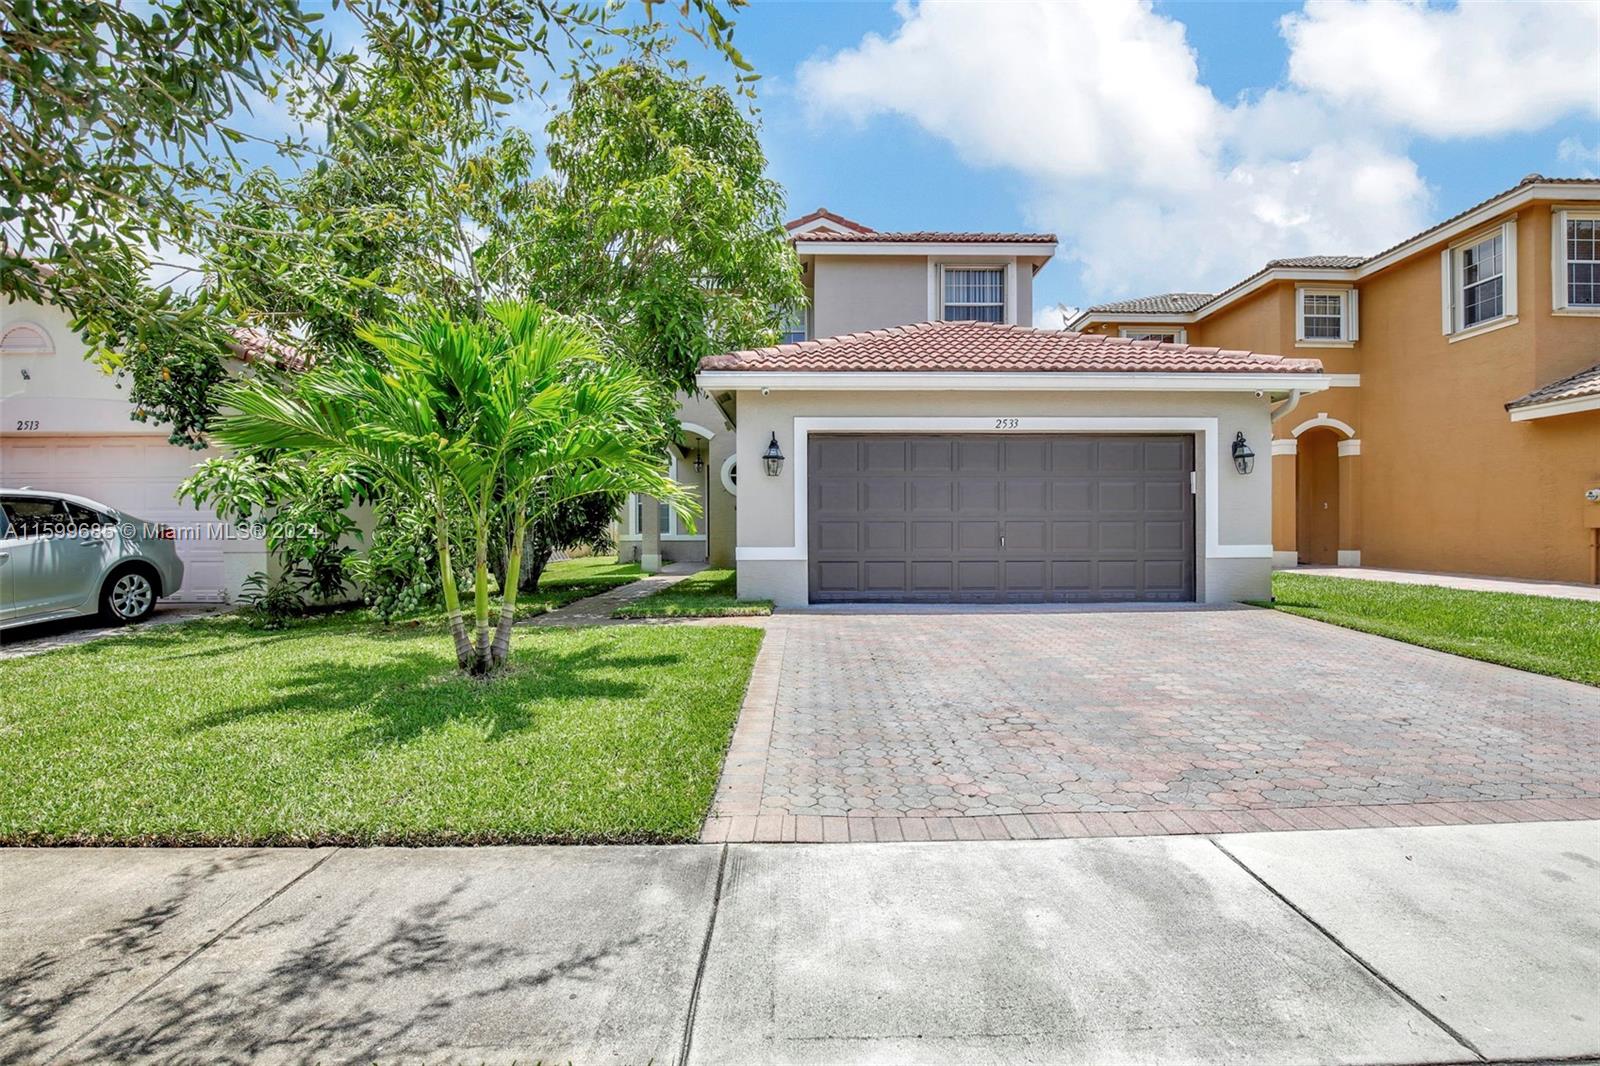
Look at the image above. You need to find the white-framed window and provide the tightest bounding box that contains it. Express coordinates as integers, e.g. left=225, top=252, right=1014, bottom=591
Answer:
left=0, top=322, right=54, bottom=356
left=779, top=304, right=808, bottom=344
left=1295, top=287, right=1357, bottom=345
left=942, top=267, right=1005, bottom=322
left=1118, top=327, right=1187, bottom=344
left=1442, top=219, right=1517, bottom=337
left=1553, top=207, right=1600, bottom=311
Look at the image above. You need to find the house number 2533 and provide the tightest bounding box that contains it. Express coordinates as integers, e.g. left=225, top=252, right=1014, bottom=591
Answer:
left=994, top=418, right=1020, bottom=429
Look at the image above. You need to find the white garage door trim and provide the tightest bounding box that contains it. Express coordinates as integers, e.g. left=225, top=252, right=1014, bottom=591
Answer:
left=735, top=416, right=1272, bottom=563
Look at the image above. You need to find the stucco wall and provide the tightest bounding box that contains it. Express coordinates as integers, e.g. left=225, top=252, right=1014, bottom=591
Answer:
left=621, top=391, right=737, bottom=568
left=728, top=388, right=1276, bottom=605
left=1081, top=198, right=1600, bottom=584
left=809, top=254, right=1041, bottom=337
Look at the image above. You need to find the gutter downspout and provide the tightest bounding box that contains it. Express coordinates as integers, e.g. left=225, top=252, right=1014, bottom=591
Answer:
left=1269, top=389, right=1303, bottom=427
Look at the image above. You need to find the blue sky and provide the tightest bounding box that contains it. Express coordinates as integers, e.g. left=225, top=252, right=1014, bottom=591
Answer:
left=233, top=1, right=1600, bottom=323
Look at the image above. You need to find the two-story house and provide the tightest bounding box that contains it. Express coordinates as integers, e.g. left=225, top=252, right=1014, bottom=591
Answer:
left=1069, top=175, right=1600, bottom=586
left=626, top=210, right=1334, bottom=606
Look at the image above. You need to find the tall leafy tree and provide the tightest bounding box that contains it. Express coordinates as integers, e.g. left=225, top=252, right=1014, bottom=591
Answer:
left=1, top=0, right=754, bottom=382
left=210, top=301, right=694, bottom=675
left=483, top=61, right=804, bottom=395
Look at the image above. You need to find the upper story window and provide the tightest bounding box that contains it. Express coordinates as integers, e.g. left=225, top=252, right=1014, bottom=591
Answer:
left=1295, top=287, right=1357, bottom=345
left=1119, top=327, right=1186, bottom=344
left=1442, top=219, right=1517, bottom=338
left=942, top=267, right=1004, bottom=322
left=1554, top=208, right=1600, bottom=312
left=779, top=305, right=808, bottom=344
left=0, top=323, right=53, bottom=356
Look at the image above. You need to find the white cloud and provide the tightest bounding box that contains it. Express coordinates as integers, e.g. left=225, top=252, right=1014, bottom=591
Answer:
left=1034, top=304, right=1079, bottom=330
left=797, top=0, right=1220, bottom=191
left=1559, top=137, right=1600, bottom=178
left=797, top=0, right=1438, bottom=299
left=1282, top=0, right=1600, bottom=138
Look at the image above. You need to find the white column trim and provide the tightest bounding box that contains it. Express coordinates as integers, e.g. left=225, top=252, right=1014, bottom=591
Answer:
left=734, top=415, right=1272, bottom=563
left=1290, top=412, right=1356, bottom=438
left=1337, top=550, right=1362, bottom=566
left=1337, top=438, right=1362, bottom=457
left=1270, top=438, right=1298, bottom=456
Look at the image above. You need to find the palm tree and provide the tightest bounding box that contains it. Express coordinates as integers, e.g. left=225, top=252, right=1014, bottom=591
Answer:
left=211, top=300, right=696, bottom=674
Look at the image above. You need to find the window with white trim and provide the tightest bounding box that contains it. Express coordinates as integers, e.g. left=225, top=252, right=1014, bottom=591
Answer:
left=942, top=267, right=1004, bottom=322
left=627, top=456, right=699, bottom=537
left=1118, top=327, right=1186, bottom=344
left=1295, top=287, right=1356, bottom=344
left=1443, top=220, right=1516, bottom=335
left=1555, top=209, right=1600, bottom=309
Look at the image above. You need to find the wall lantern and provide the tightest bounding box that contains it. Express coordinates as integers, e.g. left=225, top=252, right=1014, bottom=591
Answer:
left=693, top=447, right=705, bottom=473
left=762, top=432, right=786, bottom=477
left=1231, top=431, right=1256, bottom=475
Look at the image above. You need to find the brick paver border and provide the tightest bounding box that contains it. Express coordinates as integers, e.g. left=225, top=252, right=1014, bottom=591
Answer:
left=701, top=798, right=1600, bottom=843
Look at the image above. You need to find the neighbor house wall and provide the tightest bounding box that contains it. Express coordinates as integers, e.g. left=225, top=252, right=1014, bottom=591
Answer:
left=1353, top=201, right=1599, bottom=583
left=729, top=388, right=1276, bottom=606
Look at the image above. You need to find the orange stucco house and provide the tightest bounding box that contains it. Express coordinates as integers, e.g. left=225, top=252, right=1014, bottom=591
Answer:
left=1070, top=175, right=1600, bottom=586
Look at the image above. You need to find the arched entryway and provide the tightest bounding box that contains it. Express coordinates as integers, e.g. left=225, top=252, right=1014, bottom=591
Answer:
left=1296, top=428, right=1342, bottom=564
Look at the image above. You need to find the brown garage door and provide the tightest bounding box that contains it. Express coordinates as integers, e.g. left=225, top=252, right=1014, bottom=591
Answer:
left=808, top=434, right=1195, bottom=603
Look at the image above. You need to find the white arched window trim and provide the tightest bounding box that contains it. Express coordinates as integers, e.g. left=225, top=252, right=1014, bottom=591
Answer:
left=1290, top=412, right=1356, bottom=439
left=0, top=322, right=54, bottom=356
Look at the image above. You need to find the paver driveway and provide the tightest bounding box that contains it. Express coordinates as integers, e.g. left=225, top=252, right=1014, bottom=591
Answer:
left=703, top=605, right=1600, bottom=842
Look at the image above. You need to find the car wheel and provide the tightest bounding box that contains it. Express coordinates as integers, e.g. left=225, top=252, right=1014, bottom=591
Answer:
left=101, top=568, right=158, bottom=624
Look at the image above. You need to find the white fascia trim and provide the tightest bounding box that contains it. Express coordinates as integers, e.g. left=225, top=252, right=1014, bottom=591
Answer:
left=1328, top=374, right=1361, bottom=387
left=799, top=240, right=1057, bottom=258
left=678, top=421, right=717, bottom=440
left=734, top=415, right=1273, bottom=564
left=1270, top=438, right=1298, bottom=456
left=1290, top=413, right=1356, bottom=438
left=697, top=371, right=1332, bottom=394
left=1337, top=438, right=1362, bottom=457
left=1076, top=312, right=1202, bottom=326
left=1508, top=393, right=1600, bottom=422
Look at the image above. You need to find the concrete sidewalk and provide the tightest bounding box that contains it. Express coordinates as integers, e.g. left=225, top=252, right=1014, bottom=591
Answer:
left=2, top=821, right=1595, bottom=1064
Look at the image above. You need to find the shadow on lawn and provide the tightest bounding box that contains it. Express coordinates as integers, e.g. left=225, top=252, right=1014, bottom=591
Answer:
left=181, top=639, right=686, bottom=748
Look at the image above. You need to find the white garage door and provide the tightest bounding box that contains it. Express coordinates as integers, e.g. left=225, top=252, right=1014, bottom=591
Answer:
left=1, top=436, right=262, bottom=602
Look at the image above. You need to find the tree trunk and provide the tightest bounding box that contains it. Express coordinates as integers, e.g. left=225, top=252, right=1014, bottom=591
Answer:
left=472, top=524, right=492, bottom=674
left=435, top=510, right=472, bottom=669
left=517, top=528, right=552, bottom=593
left=490, top=509, right=527, bottom=668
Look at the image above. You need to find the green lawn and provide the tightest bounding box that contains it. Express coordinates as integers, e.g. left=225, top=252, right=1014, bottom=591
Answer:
left=517, top=557, right=642, bottom=616
left=1264, top=572, right=1600, bottom=686
left=613, top=568, right=774, bottom=618
left=0, top=614, right=762, bottom=845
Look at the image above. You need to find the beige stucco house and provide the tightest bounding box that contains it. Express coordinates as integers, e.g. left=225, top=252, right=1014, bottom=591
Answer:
left=1069, top=175, right=1600, bottom=586
left=630, top=210, right=1332, bottom=606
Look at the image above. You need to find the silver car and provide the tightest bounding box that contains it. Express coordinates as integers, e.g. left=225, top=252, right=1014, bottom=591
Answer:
left=0, top=489, right=185, bottom=630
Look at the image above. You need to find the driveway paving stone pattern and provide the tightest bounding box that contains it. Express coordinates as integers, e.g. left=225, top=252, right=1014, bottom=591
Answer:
left=704, top=605, right=1600, bottom=843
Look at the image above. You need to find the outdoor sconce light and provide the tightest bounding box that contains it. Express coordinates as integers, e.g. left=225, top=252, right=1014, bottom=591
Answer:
left=1231, top=431, right=1256, bottom=475
left=693, top=448, right=705, bottom=473
left=762, top=432, right=785, bottom=477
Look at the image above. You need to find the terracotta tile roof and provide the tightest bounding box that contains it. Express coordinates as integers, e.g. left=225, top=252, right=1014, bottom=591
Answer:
left=1264, top=255, right=1365, bottom=269
left=227, top=326, right=308, bottom=370
left=1084, top=292, right=1214, bottom=315
left=700, top=320, right=1323, bottom=375
left=785, top=207, right=874, bottom=234
left=792, top=229, right=1056, bottom=245
left=1506, top=360, right=1600, bottom=410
